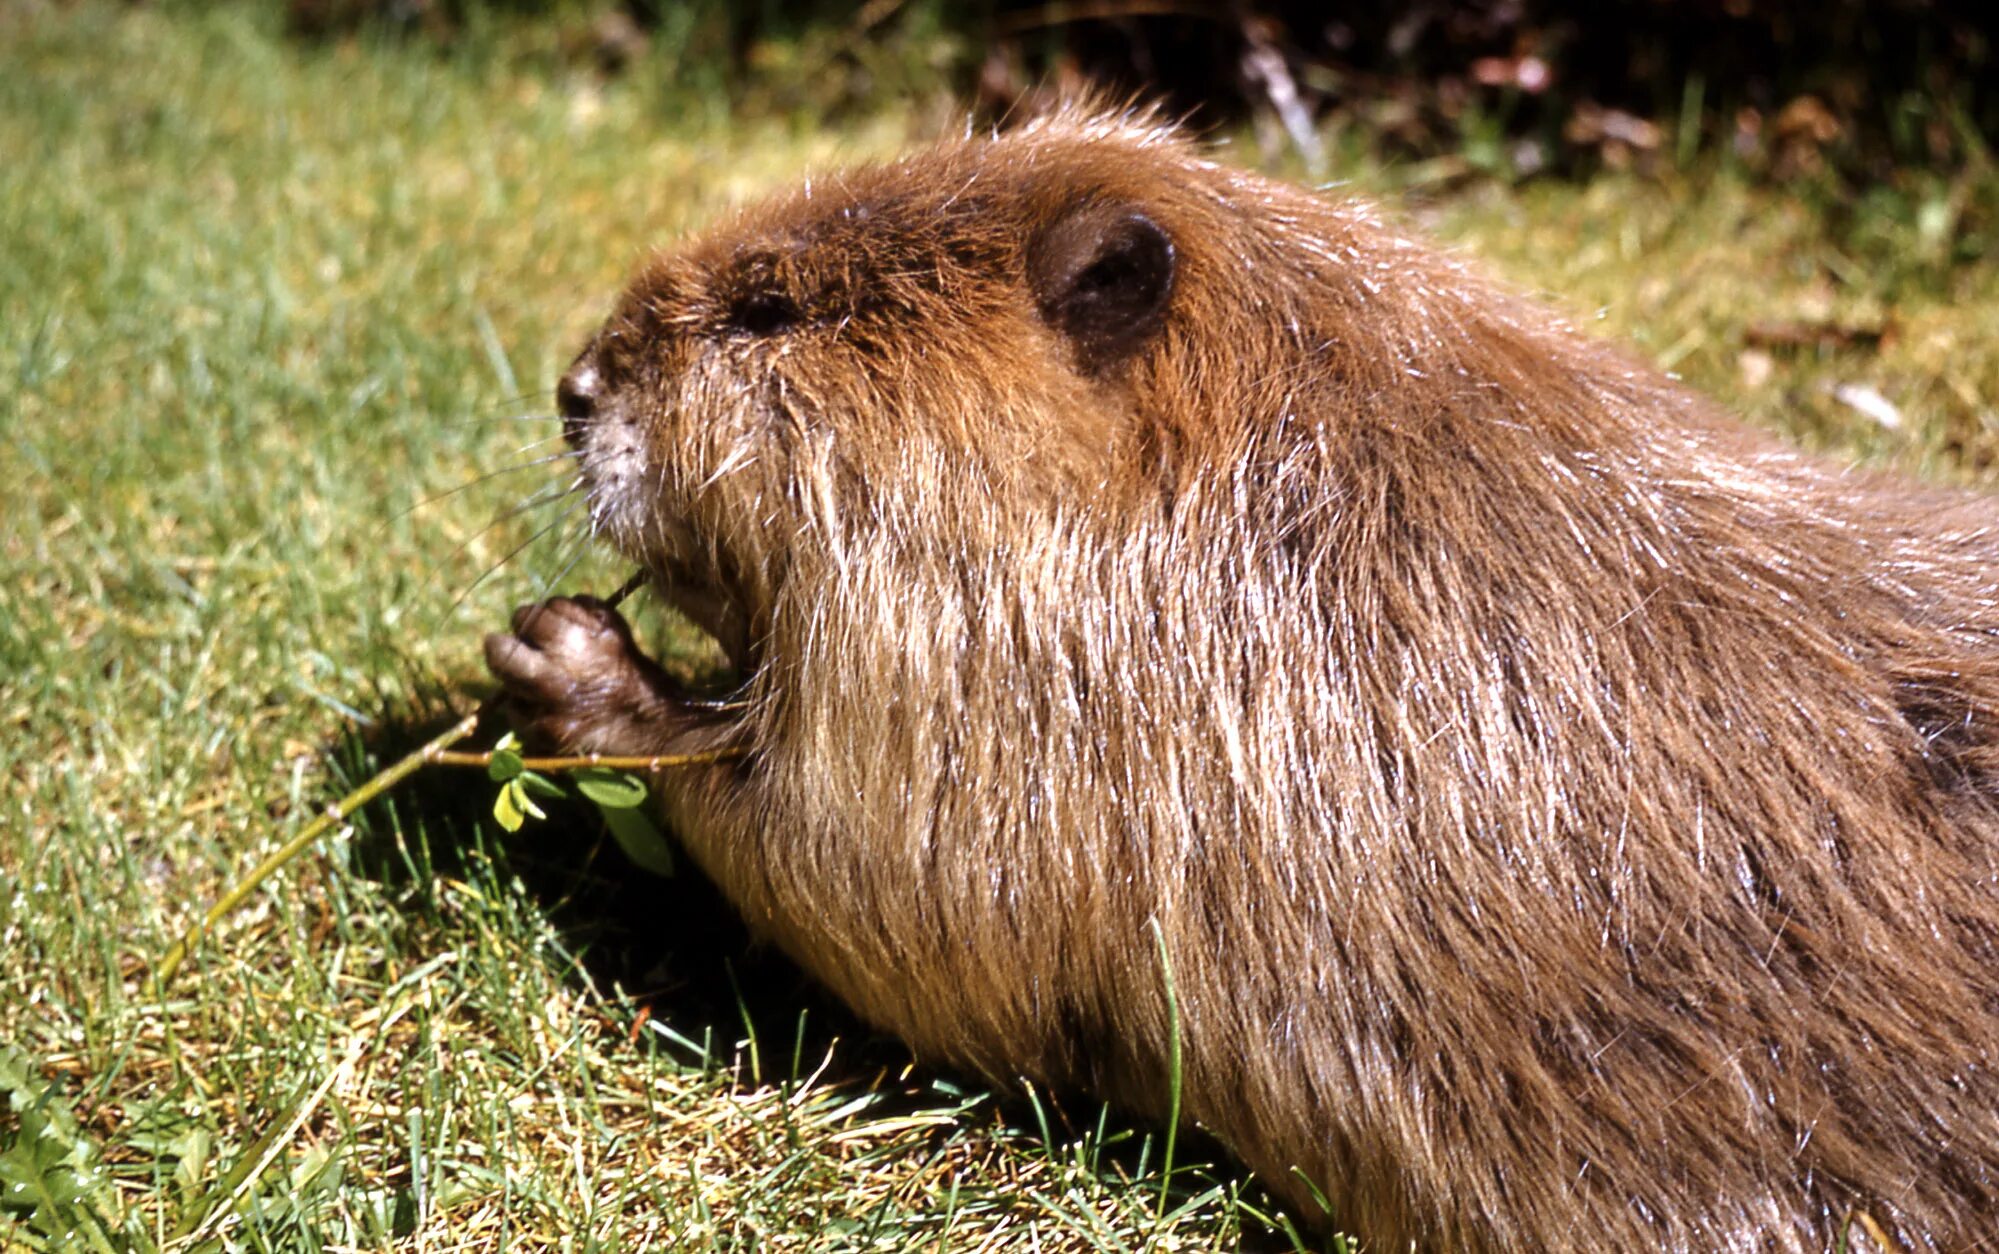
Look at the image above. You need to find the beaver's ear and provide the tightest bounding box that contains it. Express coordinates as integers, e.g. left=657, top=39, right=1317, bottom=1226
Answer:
left=1028, top=204, right=1175, bottom=373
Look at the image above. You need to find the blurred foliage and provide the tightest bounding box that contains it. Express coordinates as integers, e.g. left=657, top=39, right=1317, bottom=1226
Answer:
left=981, top=2, right=1996, bottom=180
left=282, top=0, right=1995, bottom=185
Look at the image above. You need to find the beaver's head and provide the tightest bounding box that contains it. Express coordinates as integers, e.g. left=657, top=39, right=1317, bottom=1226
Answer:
left=548, top=111, right=1410, bottom=683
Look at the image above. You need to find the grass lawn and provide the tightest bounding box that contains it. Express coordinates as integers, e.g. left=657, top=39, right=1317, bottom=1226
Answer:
left=3, top=4, right=1994, bottom=1249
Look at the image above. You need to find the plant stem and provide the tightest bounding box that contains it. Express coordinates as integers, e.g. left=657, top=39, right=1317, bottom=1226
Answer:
left=1150, top=916, right=1184, bottom=1223
left=152, top=711, right=482, bottom=987
left=151, top=712, right=748, bottom=989
left=430, top=749, right=745, bottom=771
left=604, top=568, right=649, bottom=607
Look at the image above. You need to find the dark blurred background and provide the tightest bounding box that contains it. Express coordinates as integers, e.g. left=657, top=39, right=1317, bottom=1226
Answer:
left=286, top=0, right=1996, bottom=184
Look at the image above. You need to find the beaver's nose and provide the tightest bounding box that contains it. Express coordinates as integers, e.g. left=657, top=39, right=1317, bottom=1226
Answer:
left=556, top=362, right=601, bottom=450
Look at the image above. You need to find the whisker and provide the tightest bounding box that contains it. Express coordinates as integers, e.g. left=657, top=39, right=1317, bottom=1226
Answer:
left=448, top=495, right=587, bottom=617
left=531, top=531, right=595, bottom=602
left=504, top=431, right=572, bottom=456
left=509, top=527, right=600, bottom=639
left=460, top=391, right=554, bottom=418
left=441, top=410, right=562, bottom=428
left=381, top=449, right=582, bottom=532
left=444, top=475, right=586, bottom=563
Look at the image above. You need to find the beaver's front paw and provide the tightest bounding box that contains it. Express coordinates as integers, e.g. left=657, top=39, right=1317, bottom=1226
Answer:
left=484, top=596, right=666, bottom=755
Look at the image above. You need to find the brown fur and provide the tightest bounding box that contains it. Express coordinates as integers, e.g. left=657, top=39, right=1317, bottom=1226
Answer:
left=486, top=106, right=1999, bottom=1250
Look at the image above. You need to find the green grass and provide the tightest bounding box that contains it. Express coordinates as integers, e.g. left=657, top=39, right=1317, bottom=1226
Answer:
left=2, top=4, right=1994, bottom=1250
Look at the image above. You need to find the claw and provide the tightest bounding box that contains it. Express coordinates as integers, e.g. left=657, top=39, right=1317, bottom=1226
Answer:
left=483, top=594, right=731, bottom=758
left=485, top=596, right=652, bottom=753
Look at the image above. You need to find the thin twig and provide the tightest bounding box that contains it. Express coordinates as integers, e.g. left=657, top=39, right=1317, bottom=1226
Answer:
left=151, top=705, right=746, bottom=988
left=604, top=567, right=650, bottom=608
left=152, top=711, right=484, bottom=988
left=431, top=749, right=745, bottom=771
left=153, top=568, right=687, bottom=989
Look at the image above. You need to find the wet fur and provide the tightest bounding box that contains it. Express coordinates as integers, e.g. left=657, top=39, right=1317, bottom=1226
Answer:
left=490, top=107, right=1999, bottom=1249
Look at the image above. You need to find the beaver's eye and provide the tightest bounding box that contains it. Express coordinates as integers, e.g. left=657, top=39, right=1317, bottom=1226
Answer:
left=727, top=292, right=800, bottom=337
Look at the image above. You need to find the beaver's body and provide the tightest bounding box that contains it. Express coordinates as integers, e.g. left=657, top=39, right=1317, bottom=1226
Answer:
left=487, top=108, right=1999, bottom=1249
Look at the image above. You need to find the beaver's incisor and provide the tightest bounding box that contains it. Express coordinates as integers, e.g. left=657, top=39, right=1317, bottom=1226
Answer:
left=486, top=106, right=1999, bottom=1250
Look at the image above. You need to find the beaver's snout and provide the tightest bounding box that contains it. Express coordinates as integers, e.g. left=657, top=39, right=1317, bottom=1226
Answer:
left=555, top=358, right=602, bottom=451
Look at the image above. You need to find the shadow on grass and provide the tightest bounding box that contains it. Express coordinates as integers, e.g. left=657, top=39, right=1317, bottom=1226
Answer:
left=335, top=700, right=1322, bottom=1252
left=333, top=701, right=848, bottom=1065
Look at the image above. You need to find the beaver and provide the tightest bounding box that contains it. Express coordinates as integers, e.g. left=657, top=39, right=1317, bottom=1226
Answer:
left=484, top=104, right=1999, bottom=1250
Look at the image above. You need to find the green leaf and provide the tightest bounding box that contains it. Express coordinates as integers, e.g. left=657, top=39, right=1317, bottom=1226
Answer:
left=601, top=804, right=675, bottom=876
left=492, top=779, right=525, bottom=831
left=486, top=747, right=525, bottom=782
left=0, top=1045, right=154, bottom=1253
left=168, top=1127, right=212, bottom=1201
left=573, top=768, right=648, bottom=809
left=515, top=778, right=547, bottom=822
left=515, top=769, right=566, bottom=800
